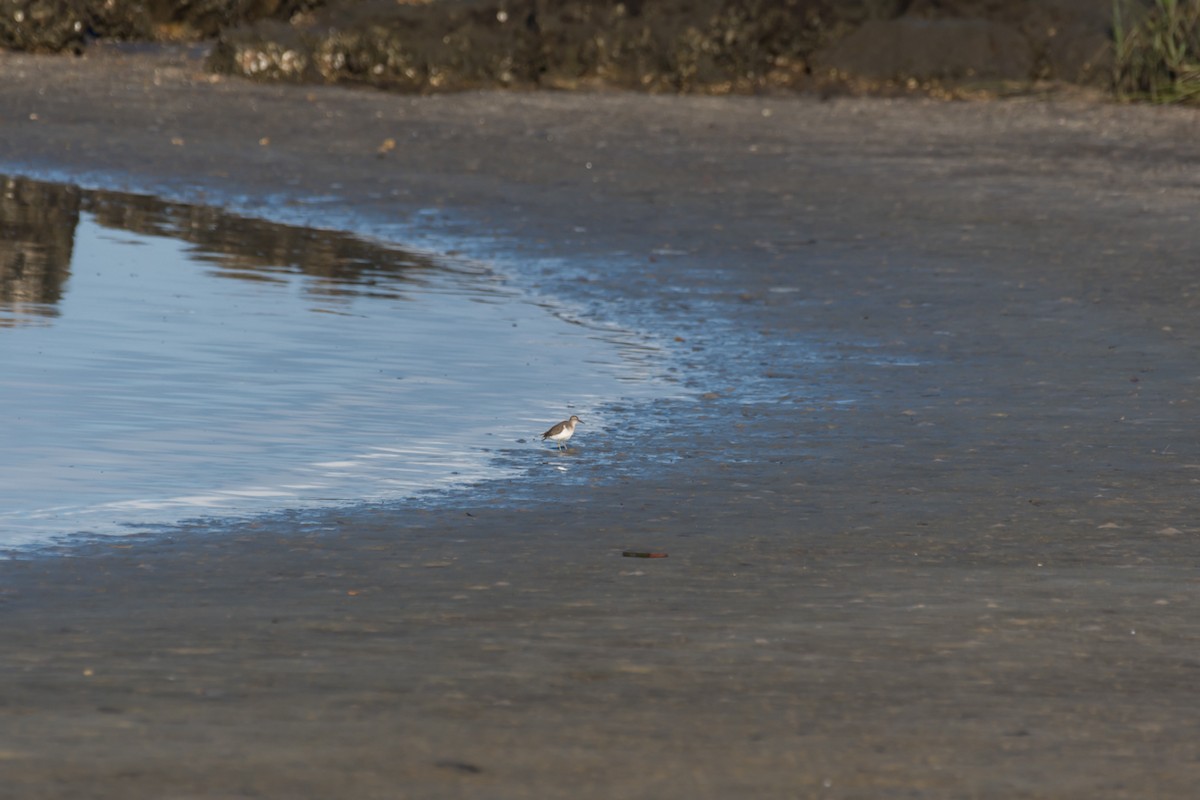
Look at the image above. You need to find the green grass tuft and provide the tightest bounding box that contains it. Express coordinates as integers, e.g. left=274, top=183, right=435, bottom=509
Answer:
left=1112, top=0, right=1200, bottom=103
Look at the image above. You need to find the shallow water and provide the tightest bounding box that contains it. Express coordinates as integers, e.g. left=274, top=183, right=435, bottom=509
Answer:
left=0, top=177, right=674, bottom=549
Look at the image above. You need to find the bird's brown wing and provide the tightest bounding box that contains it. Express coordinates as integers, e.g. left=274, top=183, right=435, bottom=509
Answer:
left=542, top=421, right=566, bottom=439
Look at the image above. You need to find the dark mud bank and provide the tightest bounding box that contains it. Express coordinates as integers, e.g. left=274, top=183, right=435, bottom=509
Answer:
left=6, top=0, right=1113, bottom=94
left=208, top=0, right=1114, bottom=94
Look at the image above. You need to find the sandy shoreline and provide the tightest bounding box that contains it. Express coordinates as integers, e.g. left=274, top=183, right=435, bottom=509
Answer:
left=2, top=46, right=1200, bottom=797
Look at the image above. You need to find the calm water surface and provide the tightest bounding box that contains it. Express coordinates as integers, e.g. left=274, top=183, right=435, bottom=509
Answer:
left=0, top=177, right=672, bottom=549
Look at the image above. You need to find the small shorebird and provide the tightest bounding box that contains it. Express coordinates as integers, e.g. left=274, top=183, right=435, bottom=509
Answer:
left=541, top=415, right=582, bottom=450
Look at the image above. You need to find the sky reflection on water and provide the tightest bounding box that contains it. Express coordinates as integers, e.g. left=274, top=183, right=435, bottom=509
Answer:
left=0, top=177, right=672, bottom=549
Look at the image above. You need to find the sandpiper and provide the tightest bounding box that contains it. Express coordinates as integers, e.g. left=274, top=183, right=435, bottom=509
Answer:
left=541, top=415, right=582, bottom=450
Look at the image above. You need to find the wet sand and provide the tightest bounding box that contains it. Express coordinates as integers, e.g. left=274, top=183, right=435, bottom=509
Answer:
left=2, top=46, right=1200, bottom=798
